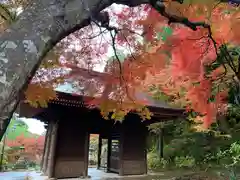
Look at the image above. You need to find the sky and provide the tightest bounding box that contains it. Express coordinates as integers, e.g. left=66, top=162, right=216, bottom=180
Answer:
left=20, top=118, right=46, bottom=135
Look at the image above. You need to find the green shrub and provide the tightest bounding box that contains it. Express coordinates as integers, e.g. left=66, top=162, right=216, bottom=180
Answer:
left=216, top=142, right=240, bottom=168
left=26, top=160, right=37, bottom=168
left=13, top=161, right=27, bottom=170
left=89, top=159, right=97, bottom=165
left=147, top=113, right=240, bottom=173
left=174, top=156, right=195, bottom=168
left=13, top=157, right=28, bottom=170
left=147, top=151, right=169, bottom=169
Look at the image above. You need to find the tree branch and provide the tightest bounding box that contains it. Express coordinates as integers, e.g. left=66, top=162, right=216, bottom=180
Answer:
left=91, top=11, right=136, bottom=104
left=150, top=0, right=209, bottom=31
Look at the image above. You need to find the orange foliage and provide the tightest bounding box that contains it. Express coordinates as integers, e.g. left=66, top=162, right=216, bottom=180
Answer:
left=6, top=134, right=45, bottom=157
left=112, top=2, right=239, bottom=126
left=23, top=1, right=240, bottom=127
left=24, top=84, right=57, bottom=108
left=133, top=3, right=239, bottom=127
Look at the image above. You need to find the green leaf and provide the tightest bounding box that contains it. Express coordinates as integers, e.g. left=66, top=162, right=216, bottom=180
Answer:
left=157, top=26, right=173, bottom=42
left=153, top=91, right=170, bottom=102
left=208, top=95, right=216, bottom=103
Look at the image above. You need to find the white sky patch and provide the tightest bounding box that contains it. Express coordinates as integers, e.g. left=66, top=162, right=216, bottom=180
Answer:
left=20, top=117, right=46, bottom=135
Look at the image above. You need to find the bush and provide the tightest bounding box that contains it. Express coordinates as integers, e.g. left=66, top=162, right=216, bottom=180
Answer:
left=26, top=160, right=37, bottom=168
left=147, top=117, right=240, bottom=175
left=13, top=161, right=28, bottom=170
left=13, top=157, right=28, bottom=170
left=216, top=142, right=240, bottom=169
left=147, top=151, right=169, bottom=170
left=89, top=159, right=97, bottom=166
left=174, top=156, right=195, bottom=168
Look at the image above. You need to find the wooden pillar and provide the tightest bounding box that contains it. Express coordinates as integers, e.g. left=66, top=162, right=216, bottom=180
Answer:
left=119, top=115, right=147, bottom=176
left=53, top=119, right=89, bottom=178
left=41, top=124, right=49, bottom=170
left=42, top=122, right=52, bottom=174
left=97, top=134, right=102, bottom=169
left=83, top=132, right=89, bottom=177
left=107, top=135, right=112, bottom=172
left=159, top=128, right=164, bottom=158
left=144, top=132, right=148, bottom=174
left=47, top=121, right=58, bottom=178
left=119, top=128, right=124, bottom=176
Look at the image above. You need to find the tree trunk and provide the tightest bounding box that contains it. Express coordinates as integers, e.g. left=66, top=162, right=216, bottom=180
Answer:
left=0, top=132, right=7, bottom=171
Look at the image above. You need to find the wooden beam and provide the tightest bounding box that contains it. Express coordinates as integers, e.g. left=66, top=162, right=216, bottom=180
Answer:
left=40, top=124, right=49, bottom=171
left=159, top=128, right=164, bottom=158
left=84, top=132, right=89, bottom=177
left=47, top=121, right=58, bottom=178
left=42, top=123, right=52, bottom=174
left=97, top=134, right=102, bottom=169
left=107, top=134, right=112, bottom=172
left=18, top=102, right=44, bottom=118
left=144, top=126, right=148, bottom=175
left=119, top=127, right=124, bottom=176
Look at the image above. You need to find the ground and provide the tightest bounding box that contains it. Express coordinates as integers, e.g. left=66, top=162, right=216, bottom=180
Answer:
left=0, top=168, right=148, bottom=180
left=0, top=168, right=171, bottom=180
left=0, top=168, right=225, bottom=180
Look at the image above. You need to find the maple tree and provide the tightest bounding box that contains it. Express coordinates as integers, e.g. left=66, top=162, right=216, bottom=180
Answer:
left=26, top=1, right=240, bottom=127
left=138, top=2, right=240, bottom=127
left=2, top=117, right=45, bottom=163
left=27, top=1, right=240, bottom=127
left=6, top=134, right=45, bottom=160
left=0, top=0, right=239, bottom=133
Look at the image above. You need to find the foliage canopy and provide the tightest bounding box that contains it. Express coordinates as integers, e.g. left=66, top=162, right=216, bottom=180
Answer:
left=0, top=0, right=239, bottom=127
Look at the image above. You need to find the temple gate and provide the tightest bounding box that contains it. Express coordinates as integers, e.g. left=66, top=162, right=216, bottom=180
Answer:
left=17, top=91, right=184, bottom=179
